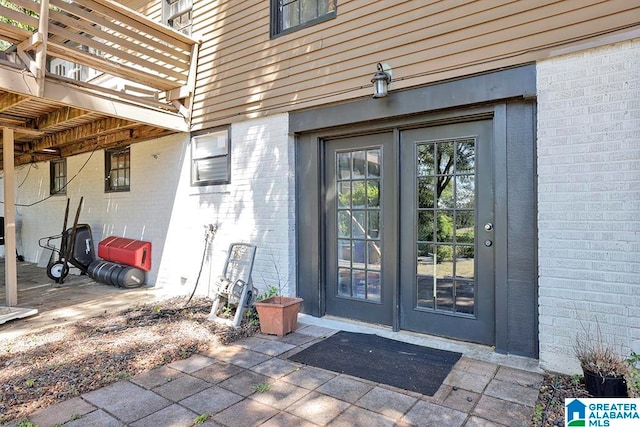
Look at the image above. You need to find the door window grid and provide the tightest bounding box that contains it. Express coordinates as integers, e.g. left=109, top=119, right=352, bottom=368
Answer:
left=415, top=138, right=476, bottom=316
left=335, top=148, right=382, bottom=302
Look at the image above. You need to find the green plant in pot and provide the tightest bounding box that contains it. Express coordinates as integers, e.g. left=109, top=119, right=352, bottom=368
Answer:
left=574, top=323, right=629, bottom=398
left=254, top=284, right=303, bottom=337
left=254, top=259, right=304, bottom=337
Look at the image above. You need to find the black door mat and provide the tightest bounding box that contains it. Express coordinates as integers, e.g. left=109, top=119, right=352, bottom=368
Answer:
left=288, top=330, right=462, bottom=396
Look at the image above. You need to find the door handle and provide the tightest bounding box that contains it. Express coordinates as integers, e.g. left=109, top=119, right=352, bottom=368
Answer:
left=484, top=222, right=493, bottom=231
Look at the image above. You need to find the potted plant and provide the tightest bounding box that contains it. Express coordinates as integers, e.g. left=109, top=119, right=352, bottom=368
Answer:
left=254, top=284, right=303, bottom=336
left=574, top=323, right=629, bottom=397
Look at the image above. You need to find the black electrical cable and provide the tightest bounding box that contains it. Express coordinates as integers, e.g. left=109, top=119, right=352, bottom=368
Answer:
left=17, top=162, right=34, bottom=188
left=0, top=139, right=103, bottom=207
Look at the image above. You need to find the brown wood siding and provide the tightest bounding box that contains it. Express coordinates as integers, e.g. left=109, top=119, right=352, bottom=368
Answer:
left=120, top=0, right=161, bottom=21
left=182, top=0, right=639, bottom=130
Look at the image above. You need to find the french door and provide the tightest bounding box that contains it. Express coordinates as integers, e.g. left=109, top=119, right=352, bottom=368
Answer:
left=324, top=120, right=495, bottom=344
left=399, top=121, right=495, bottom=344
left=324, top=133, right=396, bottom=325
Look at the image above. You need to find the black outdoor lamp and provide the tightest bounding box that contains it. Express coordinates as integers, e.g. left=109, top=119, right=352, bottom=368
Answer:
left=371, top=63, right=392, bottom=98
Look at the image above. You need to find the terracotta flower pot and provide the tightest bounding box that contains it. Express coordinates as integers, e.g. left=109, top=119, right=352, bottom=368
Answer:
left=255, top=296, right=303, bottom=337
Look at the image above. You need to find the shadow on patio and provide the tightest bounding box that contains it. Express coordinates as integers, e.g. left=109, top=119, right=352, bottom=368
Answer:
left=0, top=261, right=167, bottom=340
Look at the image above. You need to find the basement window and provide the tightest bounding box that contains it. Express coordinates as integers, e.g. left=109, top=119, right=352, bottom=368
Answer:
left=50, top=159, right=67, bottom=195
left=191, top=128, right=230, bottom=186
left=105, top=147, right=130, bottom=192
left=271, top=0, right=336, bottom=37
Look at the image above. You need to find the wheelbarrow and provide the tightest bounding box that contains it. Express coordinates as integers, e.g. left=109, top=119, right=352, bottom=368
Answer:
left=38, top=197, right=95, bottom=283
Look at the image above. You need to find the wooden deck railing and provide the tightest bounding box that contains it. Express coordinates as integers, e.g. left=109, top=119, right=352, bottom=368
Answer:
left=0, top=0, right=199, bottom=114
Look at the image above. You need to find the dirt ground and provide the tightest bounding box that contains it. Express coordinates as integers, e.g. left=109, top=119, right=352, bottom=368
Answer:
left=531, top=373, right=591, bottom=426
left=1, top=295, right=592, bottom=426
left=0, top=297, right=259, bottom=424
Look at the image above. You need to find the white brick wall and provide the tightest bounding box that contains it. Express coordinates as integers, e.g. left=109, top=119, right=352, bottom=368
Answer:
left=2, top=114, right=296, bottom=299
left=2, top=133, right=186, bottom=285
left=537, top=38, right=640, bottom=373
left=155, top=113, right=296, bottom=298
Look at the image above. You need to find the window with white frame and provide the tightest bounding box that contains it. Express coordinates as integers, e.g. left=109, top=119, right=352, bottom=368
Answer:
left=50, top=159, right=67, bottom=195
left=105, top=147, right=130, bottom=192
left=163, top=0, right=193, bottom=35
left=271, top=0, right=336, bottom=37
left=191, top=128, right=230, bottom=186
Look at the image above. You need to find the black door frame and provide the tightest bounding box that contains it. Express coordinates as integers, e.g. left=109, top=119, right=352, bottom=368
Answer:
left=293, top=64, right=538, bottom=357
left=309, top=109, right=499, bottom=333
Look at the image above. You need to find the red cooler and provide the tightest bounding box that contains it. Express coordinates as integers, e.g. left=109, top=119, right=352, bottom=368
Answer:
left=98, top=237, right=151, bottom=271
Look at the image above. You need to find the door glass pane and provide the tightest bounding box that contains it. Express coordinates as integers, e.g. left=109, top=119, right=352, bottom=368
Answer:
left=456, top=140, right=475, bottom=173
left=417, top=211, right=434, bottom=242
left=338, top=182, right=351, bottom=208
left=352, top=240, right=366, bottom=265
left=417, top=144, right=435, bottom=176
left=338, top=239, right=351, bottom=265
left=352, top=151, right=366, bottom=179
left=456, top=175, right=474, bottom=208
left=456, top=280, right=475, bottom=314
left=334, top=147, right=384, bottom=303
left=415, top=139, right=476, bottom=316
left=367, top=149, right=381, bottom=178
left=367, top=211, right=380, bottom=239
left=367, top=271, right=381, bottom=302
left=417, top=178, right=435, bottom=208
left=352, top=270, right=366, bottom=299
left=367, top=180, right=380, bottom=207
left=338, top=152, right=350, bottom=179
left=352, top=211, right=366, bottom=239
left=455, top=246, right=474, bottom=280
left=436, top=277, right=454, bottom=312
left=338, top=268, right=350, bottom=297
left=437, top=211, right=454, bottom=244
left=352, top=181, right=366, bottom=208
left=437, top=141, right=454, bottom=173
left=437, top=177, right=454, bottom=208
left=338, top=212, right=351, bottom=238
left=455, top=213, right=474, bottom=244
left=367, top=241, right=381, bottom=269
left=416, top=242, right=435, bottom=309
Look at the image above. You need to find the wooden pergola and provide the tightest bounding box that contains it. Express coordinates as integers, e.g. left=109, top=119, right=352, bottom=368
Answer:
left=0, top=0, right=200, bottom=306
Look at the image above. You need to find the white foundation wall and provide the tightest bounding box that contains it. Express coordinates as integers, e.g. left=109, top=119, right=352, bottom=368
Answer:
left=3, top=113, right=296, bottom=297
left=3, top=133, right=186, bottom=285
left=156, top=113, right=297, bottom=298
left=537, top=39, right=640, bottom=374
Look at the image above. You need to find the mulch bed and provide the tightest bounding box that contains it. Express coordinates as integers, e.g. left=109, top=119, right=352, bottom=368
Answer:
left=531, top=373, right=591, bottom=426
left=0, top=297, right=258, bottom=424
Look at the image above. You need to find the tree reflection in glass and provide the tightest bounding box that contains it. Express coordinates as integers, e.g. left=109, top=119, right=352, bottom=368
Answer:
left=415, top=138, right=476, bottom=315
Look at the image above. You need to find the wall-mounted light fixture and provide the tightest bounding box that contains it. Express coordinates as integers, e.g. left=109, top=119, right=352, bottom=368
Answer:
left=371, top=63, right=392, bottom=98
